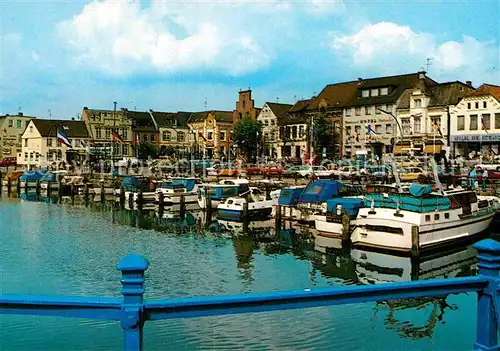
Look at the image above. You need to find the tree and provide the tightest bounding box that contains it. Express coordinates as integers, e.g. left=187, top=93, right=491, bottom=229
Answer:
left=310, top=113, right=334, bottom=159
left=137, top=142, right=158, bottom=160
left=233, top=114, right=263, bottom=162
left=159, top=145, right=176, bottom=157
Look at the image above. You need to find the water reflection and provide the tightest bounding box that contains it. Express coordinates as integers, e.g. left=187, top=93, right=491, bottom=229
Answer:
left=6, top=193, right=495, bottom=344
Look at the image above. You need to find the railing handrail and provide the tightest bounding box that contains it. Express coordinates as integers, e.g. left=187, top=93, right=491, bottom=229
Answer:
left=1, top=239, right=499, bottom=350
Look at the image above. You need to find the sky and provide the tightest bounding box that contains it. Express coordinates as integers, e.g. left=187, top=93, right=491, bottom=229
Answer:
left=1, top=0, right=499, bottom=120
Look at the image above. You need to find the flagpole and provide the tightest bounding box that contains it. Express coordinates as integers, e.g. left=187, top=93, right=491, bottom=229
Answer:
left=433, top=120, right=436, bottom=156
left=111, top=101, right=116, bottom=169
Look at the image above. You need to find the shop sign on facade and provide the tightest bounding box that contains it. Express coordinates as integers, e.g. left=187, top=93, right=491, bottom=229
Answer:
left=451, top=134, right=500, bottom=142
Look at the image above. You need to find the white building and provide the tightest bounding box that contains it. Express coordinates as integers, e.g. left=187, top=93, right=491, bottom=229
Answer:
left=396, top=81, right=474, bottom=157
left=256, top=102, right=292, bottom=158
left=18, top=119, right=91, bottom=169
left=450, top=84, right=500, bottom=160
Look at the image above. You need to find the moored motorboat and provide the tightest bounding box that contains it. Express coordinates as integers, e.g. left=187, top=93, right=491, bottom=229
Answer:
left=216, top=188, right=273, bottom=221
left=19, top=170, right=47, bottom=189
left=351, top=184, right=500, bottom=255
left=197, top=179, right=251, bottom=210
left=155, top=178, right=200, bottom=204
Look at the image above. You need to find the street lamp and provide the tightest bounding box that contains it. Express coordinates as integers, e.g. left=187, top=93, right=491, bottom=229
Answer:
left=376, top=108, right=404, bottom=149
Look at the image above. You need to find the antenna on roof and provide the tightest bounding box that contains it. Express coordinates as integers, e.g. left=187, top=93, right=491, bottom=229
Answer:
left=48, top=109, right=52, bottom=118
left=426, top=57, right=433, bottom=71
left=276, top=97, right=279, bottom=103
left=204, top=97, right=208, bottom=109
left=293, top=95, right=297, bottom=101
left=18, top=106, right=22, bottom=113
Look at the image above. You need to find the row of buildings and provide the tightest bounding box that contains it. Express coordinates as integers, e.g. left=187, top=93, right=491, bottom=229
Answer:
left=1, top=72, right=499, bottom=168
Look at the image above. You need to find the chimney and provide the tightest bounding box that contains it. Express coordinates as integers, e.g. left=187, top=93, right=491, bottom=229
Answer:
left=83, top=106, right=88, bottom=111
left=466, top=81, right=472, bottom=87
left=71, top=117, right=75, bottom=121
left=18, top=112, right=23, bottom=116
left=358, top=77, right=362, bottom=82
left=418, top=71, right=426, bottom=80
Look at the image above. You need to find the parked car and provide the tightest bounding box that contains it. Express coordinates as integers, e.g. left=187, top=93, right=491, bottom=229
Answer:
left=283, top=165, right=309, bottom=178
left=331, top=166, right=367, bottom=178
left=295, top=165, right=333, bottom=178
left=261, top=165, right=284, bottom=178
left=0, top=157, right=17, bottom=167
left=397, top=167, right=426, bottom=181
left=245, top=164, right=261, bottom=176
left=217, top=164, right=239, bottom=177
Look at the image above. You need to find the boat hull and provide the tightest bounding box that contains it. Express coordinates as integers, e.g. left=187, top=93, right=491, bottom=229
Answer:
left=217, top=207, right=273, bottom=221
left=351, top=209, right=496, bottom=254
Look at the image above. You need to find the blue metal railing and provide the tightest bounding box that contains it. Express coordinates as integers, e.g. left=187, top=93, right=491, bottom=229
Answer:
left=1, top=239, right=499, bottom=350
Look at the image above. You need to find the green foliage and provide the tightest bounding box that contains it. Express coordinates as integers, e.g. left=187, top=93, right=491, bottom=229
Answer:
left=159, top=145, right=176, bottom=157
left=310, top=114, right=338, bottom=158
left=137, top=142, right=158, bottom=160
left=233, top=114, right=263, bottom=161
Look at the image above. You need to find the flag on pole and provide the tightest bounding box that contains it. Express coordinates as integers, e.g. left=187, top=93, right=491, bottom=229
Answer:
left=481, top=116, right=489, bottom=134
left=111, top=130, right=125, bottom=144
left=198, top=131, right=207, bottom=142
left=433, top=118, right=443, bottom=137
left=354, top=131, right=359, bottom=142
left=367, top=124, right=377, bottom=136
left=57, top=130, right=72, bottom=148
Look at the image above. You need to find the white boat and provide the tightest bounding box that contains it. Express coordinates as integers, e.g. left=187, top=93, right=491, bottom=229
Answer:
left=155, top=178, right=201, bottom=204
left=216, top=188, right=273, bottom=221
left=39, top=171, right=67, bottom=190
left=351, top=184, right=499, bottom=254
left=216, top=218, right=275, bottom=234
left=197, top=179, right=251, bottom=210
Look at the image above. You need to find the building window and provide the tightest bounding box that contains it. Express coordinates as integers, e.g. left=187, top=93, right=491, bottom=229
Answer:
left=29, top=126, right=33, bottom=133
left=163, top=131, right=171, bottom=141
left=346, top=108, right=352, bottom=116
left=361, top=90, right=369, bottom=98
left=401, top=119, right=411, bottom=135
left=292, top=126, right=297, bottom=139
left=177, top=132, right=185, bottom=142
left=151, top=134, right=155, bottom=142
left=495, top=114, right=500, bottom=129
left=375, top=106, right=381, bottom=114
left=264, top=132, right=269, bottom=141
left=271, top=119, right=276, bottom=125
left=475, top=102, right=479, bottom=109
left=219, top=131, right=225, bottom=141
left=444, top=213, right=450, bottom=219
left=17, top=120, right=22, bottom=128
left=457, top=116, right=465, bottom=131
left=24, top=152, right=28, bottom=159
left=47, top=138, right=52, bottom=147
left=8, top=120, right=13, bottom=127
left=414, top=99, right=422, bottom=108
left=30, top=152, right=33, bottom=160
left=483, top=101, right=487, bottom=108
left=24, top=139, right=28, bottom=147
left=95, top=127, right=102, bottom=139
left=370, top=89, right=379, bottom=97
left=386, top=124, right=392, bottom=134
left=375, top=124, right=382, bottom=134
left=355, top=108, right=361, bottom=116
left=35, top=153, right=39, bottom=161
left=380, top=87, right=389, bottom=96
left=122, top=129, right=128, bottom=140
left=207, top=132, right=213, bottom=140
left=105, top=129, right=111, bottom=139
left=470, top=115, right=478, bottom=130
left=142, top=134, right=147, bottom=142
left=425, top=215, right=430, bottom=222
left=365, top=106, right=372, bottom=115
left=414, top=117, right=421, bottom=133
left=270, top=132, right=275, bottom=141
left=467, top=102, right=471, bottom=109
left=122, top=144, right=128, bottom=156
left=434, top=214, right=440, bottom=220
left=346, top=126, right=352, bottom=136
left=482, top=114, right=491, bottom=130
left=264, top=120, right=269, bottom=126
left=299, top=126, right=305, bottom=138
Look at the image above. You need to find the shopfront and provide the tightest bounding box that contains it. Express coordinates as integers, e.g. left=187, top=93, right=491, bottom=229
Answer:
left=451, top=134, right=500, bottom=159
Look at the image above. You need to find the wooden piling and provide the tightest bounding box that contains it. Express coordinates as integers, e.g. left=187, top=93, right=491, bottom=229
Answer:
left=242, top=201, right=249, bottom=233
left=180, top=194, right=186, bottom=219
left=36, top=180, right=40, bottom=198
left=24, top=180, right=28, bottom=194
left=137, top=189, right=143, bottom=211
left=7, top=178, right=11, bottom=196
left=0, top=171, right=2, bottom=192
left=275, top=204, right=282, bottom=237
left=100, top=183, right=105, bottom=203
left=411, top=226, right=420, bottom=258
left=58, top=176, right=63, bottom=199
left=341, top=213, right=351, bottom=248
left=47, top=180, right=52, bottom=197
left=84, top=183, right=90, bottom=202
left=157, top=191, right=164, bottom=218
left=71, top=185, right=75, bottom=205
left=206, top=195, right=213, bottom=224
left=16, top=178, right=20, bottom=195
left=128, top=192, right=134, bottom=209
left=119, top=186, right=125, bottom=209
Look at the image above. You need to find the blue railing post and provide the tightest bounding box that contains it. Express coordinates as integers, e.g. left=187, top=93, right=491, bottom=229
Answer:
left=117, top=254, right=150, bottom=351
left=474, top=239, right=500, bottom=351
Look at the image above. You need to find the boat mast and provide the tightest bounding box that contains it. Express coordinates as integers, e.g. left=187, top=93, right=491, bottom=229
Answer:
left=430, top=158, right=444, bottom=194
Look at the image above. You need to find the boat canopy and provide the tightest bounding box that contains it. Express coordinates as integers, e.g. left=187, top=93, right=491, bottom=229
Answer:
left=20, top=170, right=47, bottom=181
left=299, top=180, right=360, bottom=204
left=171, top=178, right=197, bottom=192
left=326, top=198, right=364, bottom=218
left=39, top=172, right=58, bottom=182
left=365, top=193, right=451, bottom=213
left=409, top=184, right=432, bottom=197
left=121, top=176, right=149, bottom=191
left=278, top=187, right=305, bottom=206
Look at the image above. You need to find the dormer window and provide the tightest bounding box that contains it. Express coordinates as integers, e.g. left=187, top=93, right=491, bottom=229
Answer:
left=371, top=89, right=379, bottom=97
left=380, top=87, right=389, bottom=95
left=361, top=90, right=369, bottom=98
left=414, top=99, right=422, bottom=108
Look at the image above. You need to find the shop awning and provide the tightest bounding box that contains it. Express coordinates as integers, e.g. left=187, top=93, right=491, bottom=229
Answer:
left=393, top=145, right=416, bottom=155
left=424, top=145, right=443, bottom=154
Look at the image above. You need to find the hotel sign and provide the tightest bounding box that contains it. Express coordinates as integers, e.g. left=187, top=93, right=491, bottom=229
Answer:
left=451, top=134, right=500, bottom=142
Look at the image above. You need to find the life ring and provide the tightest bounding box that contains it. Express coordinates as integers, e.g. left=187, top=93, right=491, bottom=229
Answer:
left=149, top=181, right=155, bottom=191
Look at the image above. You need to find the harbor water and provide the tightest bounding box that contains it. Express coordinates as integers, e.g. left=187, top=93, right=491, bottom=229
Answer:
left=1, top=194, right=498, bottom=350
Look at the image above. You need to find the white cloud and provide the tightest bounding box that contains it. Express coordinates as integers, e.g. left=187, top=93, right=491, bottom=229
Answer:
left=331, top=22, right=499, bottom=83
left=58, top=0, right=343, bottom=76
